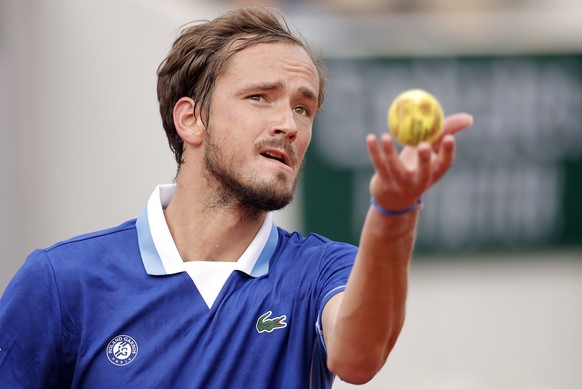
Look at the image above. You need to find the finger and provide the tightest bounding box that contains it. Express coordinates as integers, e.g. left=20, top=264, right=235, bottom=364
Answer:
left=380, top=133, right=406, bottom=181
left=366, top=134, right=389, bottom=177
left=444, top=113, right=474, bottom=136
left=432, top=135, right=456, bottom=183
left=368, top=133, right=401, bottom=179
left=416, top=142, right=433, bottom=189
left=432, top=113, right=473, bottom=151
left=367, top=133, right=406, bottom=182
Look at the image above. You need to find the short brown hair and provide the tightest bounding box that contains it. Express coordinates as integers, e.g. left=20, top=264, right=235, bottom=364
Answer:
left=156, top=6, right=327, bottom=167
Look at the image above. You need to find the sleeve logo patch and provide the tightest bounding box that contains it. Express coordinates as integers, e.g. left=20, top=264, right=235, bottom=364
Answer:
left=106, top=335, right=139, bottom=366
left=256, top=311, right=287, bottom=333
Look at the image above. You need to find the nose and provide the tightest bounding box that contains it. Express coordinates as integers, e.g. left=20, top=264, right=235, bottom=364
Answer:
left=270, top=107, right=298, bottom=142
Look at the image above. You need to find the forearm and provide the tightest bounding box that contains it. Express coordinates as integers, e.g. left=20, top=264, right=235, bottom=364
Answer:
left=326, top=206, right=419, bottom=383
left=325, top=113, right=471, bottom=383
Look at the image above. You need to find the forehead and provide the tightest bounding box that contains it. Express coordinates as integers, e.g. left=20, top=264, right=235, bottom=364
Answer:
left=220, top=41, right=319, bottom=93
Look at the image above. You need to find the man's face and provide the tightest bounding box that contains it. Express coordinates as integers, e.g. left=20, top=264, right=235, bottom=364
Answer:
left=202, top=41, right=319, bottom=212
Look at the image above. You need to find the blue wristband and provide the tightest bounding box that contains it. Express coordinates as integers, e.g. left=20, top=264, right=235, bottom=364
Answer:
left=370, top=196, right=423, bottom=216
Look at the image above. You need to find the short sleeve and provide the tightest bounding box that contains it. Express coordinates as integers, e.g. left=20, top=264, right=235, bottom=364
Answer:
left=314, top=242, right=357, bottom=349
left=0, top=250, right=66, bottom=387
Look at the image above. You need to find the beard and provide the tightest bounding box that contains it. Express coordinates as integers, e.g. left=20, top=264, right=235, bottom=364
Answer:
left=203, top=133, right=302, bottom=217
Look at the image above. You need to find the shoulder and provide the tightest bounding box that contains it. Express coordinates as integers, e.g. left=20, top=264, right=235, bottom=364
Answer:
left=275, top=227, right=358, bottom=261
left=44, top=219, right=137, bottom=252
left=277, top=227, right=356, bottom=249
left=26, top=219, right=139, bottom=277
left=41, top=219, right=137, bottom=259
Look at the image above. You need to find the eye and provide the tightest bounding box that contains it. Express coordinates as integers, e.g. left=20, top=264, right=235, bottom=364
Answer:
left=249, top=95, right=266, bottom=102
left=294, top=105, right=310, bottom=116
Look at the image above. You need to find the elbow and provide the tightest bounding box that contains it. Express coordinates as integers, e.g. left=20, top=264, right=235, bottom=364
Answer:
left=327, top=351, right=386, bottom=385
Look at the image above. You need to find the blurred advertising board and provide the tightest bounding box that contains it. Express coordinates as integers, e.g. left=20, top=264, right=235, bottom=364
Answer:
left=303, top=55, right=582, bottom=253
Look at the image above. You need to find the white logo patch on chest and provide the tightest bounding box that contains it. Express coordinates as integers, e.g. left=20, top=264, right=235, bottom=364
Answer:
left=106, top=335, right=139, bottom=366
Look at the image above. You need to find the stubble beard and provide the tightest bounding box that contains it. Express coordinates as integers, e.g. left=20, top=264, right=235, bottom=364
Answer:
left=203, top=134, right=301, bottom=220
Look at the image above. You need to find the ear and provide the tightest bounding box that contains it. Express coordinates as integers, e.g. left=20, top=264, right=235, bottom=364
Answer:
left=173, top=97, right=205, bottom=146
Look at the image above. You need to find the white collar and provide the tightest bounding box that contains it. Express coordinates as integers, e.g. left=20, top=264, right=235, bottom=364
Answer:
left=136, top=184, right=279, bottom=308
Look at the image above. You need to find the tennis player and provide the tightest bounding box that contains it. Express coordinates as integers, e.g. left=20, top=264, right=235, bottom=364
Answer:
left=0, top=6, right=472, bottom=388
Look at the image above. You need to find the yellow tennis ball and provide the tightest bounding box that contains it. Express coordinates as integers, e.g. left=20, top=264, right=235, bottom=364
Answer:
left=387, top=89, right=444, bottom=146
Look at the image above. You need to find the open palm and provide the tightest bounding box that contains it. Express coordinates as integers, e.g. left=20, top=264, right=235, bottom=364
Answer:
left=366, top=113, right=473, bottom=212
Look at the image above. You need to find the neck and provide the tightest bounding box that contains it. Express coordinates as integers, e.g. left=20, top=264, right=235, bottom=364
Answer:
left=163, top=175, right=268, bottom=263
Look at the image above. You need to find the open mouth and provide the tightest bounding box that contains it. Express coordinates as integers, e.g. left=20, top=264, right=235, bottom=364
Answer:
left=260, top=150, right=289, bottom=167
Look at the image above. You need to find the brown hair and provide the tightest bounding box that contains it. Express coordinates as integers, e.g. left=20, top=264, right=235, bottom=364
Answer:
left=156, top=6, right=327, bottom=167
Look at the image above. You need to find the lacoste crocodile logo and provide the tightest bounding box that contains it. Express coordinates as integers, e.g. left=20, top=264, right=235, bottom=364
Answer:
left=256, top=311, right=287, bottom=333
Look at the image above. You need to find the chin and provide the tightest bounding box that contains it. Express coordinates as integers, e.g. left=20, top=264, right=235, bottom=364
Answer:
left=251, top=184, right=296, bottom=212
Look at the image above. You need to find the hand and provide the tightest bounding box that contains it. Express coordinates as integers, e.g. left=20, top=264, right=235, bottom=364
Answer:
left=366, top=113, right=473, bottom=212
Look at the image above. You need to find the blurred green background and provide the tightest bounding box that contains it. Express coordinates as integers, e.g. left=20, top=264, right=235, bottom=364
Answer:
left=305, top=56, right=582, bottom=254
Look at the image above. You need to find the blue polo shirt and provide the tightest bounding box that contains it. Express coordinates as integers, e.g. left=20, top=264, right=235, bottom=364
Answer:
left=0, top=185, right=357, bottom=388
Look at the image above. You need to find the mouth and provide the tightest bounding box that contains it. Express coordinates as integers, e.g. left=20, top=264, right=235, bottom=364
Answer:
left=260, top=149, right=291, bottom=168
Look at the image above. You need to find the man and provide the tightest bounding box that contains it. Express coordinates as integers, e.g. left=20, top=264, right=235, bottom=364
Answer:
left=0, top=6, right=472, bottom=388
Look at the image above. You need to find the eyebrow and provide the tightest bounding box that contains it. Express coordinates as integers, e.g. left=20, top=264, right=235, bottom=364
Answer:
left=240, top=82, right=318, bottom=104
left=298, top=86, right=318, bottom=105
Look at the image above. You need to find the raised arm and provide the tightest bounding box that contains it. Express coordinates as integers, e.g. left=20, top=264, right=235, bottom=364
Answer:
left=323, top=113, right=474, bottom=384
